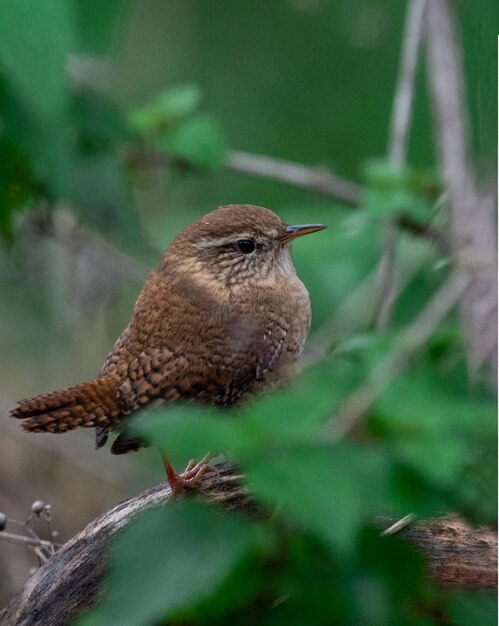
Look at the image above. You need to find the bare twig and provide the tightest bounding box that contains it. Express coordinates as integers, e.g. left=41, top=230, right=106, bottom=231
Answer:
left=330, top=271, right=470, bottom=439
left=302, top=238, right=434, bottom=366
left=0, top=532, right=56, bottom=551
left=48, top=210, right=150, bottom=285
left=226, top=150, right=362, bottom=206
left=381, top=513, right=416, bottom=536
left=0, top=503, right=61, bottom=570
left=129, top=146, right=444, bottom=246
left=387, top=0, right=427, bottom=167
left=425, top=0, right=497, bottom=383
left=376, top=0, right=427, bottom=330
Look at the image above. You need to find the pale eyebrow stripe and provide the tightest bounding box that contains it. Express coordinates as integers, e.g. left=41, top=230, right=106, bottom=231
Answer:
left=197, top=234, right=253, bottom=248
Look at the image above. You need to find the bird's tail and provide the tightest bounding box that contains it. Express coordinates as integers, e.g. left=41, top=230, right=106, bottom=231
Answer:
left=11, top=375, right=121, bottom=433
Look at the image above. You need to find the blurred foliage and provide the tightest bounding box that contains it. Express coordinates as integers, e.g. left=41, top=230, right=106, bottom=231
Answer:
left=80, top=329, right=496, bottom=625
left=130, top=85, right=228, bottom=170
left=0, top=0, right=496, bottom=625
left=362, top=159, right=440, bottom=223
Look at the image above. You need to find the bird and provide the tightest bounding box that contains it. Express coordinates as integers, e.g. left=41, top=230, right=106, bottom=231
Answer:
left=11, top=204, right=326, bottom=493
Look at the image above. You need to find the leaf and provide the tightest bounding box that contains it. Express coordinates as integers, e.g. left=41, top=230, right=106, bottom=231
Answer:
left=129, top=85, right=203, bottom=133
left=450, top=592, right=498, bottom=626
left=237, top=362, right=354, bottom=443
left=160, top=112, right=228, bottom=169
left=373, top=365, right=497, bottom=517
left=72, top=0, right=130, bottom=54
left=395, top=437, right=467, bottom=488
left=134, top=362, right=358, bottom=467
left=135, top=404, right=240, bottom=465
left=246, top=443, right=391, bottom=555
left=0, top=134, right=33, bottom=238
left=72, top=91, right=131, bottom=155
left=362, top=159, right=433, bottom=222
left=86, top=501, right=260, bottom=626
left=0, top=0, right=71, bottom=125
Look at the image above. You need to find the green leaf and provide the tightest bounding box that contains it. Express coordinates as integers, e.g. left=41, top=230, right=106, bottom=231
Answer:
left=373, top=366, right=497, bottom=518
left=135, top=404, right=240, bottom=465
left=450, top=592, right=498, bottom=626
left=0, top=1, right=74, bottom=198
left=160, top=112, right=228, bottom=169
left=134, top=362, right=358, bottom=467
left=0, top=0, right=71, bottom=125
left=236, top=362, right=354, bottom=444
left=364, top=159, right=413, bottom=190
left=129, top=85, right=203, bottom=133
left=0, top=134, right=33, bottom=238
left=72, top=91, right=130, bottom=155
left=362, top=159, right=433, bottom=222
left=246, top=443, right=391, bottom=555
left=86, top=501, right=260, bottom=626
left=72, top=0, right=130, bottom=54
left=395, top=437, right=467, bottom=488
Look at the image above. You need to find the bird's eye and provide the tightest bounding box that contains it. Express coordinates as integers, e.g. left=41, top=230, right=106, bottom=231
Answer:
left=237, top=239, right=255, bottom=254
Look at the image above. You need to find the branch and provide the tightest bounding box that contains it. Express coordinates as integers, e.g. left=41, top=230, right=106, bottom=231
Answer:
left=387, top=0, right=427, bottom=167
left=226, top=150, right=362, bottom=206
left=425, top=0, right=497, bottom=383
left=0, top=463, right=496, bottom=626
left=302, top=242, right=433, bottom=366
left=128, top=147, right=444, bottom=247
left=330, top=270, right=470, bottom=439
left=376, top=0, right=427, bottom=330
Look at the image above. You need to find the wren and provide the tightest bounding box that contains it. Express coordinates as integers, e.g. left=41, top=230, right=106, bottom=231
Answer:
left=11, top=205, right=326, bottom=492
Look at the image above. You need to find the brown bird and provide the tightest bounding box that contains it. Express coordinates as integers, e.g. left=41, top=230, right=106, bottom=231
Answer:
left=11, top=205, right=326, bottom=493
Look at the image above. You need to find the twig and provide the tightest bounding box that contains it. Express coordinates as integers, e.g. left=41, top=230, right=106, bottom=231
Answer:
left=302, top=240, right=434, bottom=366
left=226, top=150, right=362, bottom=206
left=49, top=211, right=150, bottom=284
left=425, top=0, right=497, bottom=382
left=387, top=0, right=427, bottom=167
left=330, top=271, right=470, bottom=440
left=0, top=532, right=56, bottom=550
left=129, top=146, right=444, bottom=246
left=376, top=0, right=427, bottom=330
left=381, top=513, right=416, bottom=536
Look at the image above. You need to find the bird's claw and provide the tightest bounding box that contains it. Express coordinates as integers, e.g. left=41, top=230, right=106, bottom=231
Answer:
left=169, top=454, right=217, bottom=496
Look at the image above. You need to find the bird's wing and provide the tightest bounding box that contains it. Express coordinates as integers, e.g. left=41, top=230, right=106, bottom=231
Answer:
left=117, top=347, right=190, bottom=413
left=104, top=348, right=189, bottom=454
left=255, top=321, right=290, bottom=380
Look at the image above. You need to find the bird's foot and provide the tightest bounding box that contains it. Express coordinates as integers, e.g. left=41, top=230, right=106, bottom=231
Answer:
left=165, top=453, right=216, bottom=496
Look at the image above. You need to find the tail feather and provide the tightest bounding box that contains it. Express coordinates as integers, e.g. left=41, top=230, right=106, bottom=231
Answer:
left=11, top=376, right=121, bottom=433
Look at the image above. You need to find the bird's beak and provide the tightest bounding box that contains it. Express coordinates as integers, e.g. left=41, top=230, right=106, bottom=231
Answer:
left=282, top=223, right=327, bottom=241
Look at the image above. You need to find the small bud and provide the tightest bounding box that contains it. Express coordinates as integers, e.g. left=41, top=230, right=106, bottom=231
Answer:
left=31, top=501, right=45, bottom=515
left=28, top=566, right=38, bottom=577
left=43, top=504, right=52, bottom=521
left=0, top=513, right=6, bottom=531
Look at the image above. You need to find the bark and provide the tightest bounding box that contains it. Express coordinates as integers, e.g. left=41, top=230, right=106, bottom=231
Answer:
left=425, top=0, right=497, bottom=384
left=0, top=463, right=496, bottom=626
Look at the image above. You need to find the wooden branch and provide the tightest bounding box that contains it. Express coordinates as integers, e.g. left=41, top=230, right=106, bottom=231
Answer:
left=226, top=150, right=362, bottom=206
left=376, top=0, right=427, bottom=330
left=330, top=270, right=470, bottom=439
left=1, top=463, right=496, bottom=626
left=128, top=147, right=444, bottom=248
left=425, top=0, right=497, bottom=383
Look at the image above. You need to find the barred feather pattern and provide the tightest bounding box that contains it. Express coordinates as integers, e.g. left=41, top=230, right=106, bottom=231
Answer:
left=11, top=376, right=121, bottom=433
left=10, top=205, right=316, bottom=453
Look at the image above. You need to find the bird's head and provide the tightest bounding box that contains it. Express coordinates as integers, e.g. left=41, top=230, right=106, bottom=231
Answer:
left=163, top=204, right=326, bottom=290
